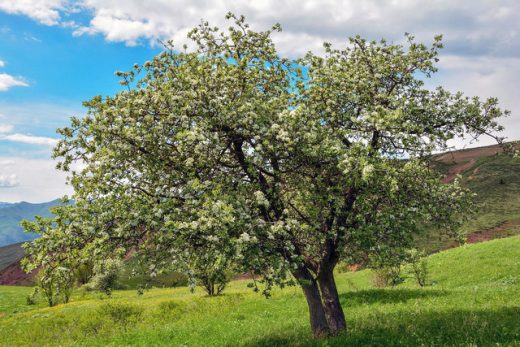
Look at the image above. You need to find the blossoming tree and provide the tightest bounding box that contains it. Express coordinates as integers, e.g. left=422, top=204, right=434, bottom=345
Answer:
left=23, top=14, right=507, bottom=338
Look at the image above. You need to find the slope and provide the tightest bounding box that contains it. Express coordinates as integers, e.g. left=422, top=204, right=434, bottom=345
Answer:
left=0, top=235, right=519, bottom=346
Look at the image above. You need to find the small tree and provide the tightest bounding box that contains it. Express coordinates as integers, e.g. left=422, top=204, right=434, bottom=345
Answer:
left=24, top=14, right=508, bottom=338
left=34, top=265, right=74, bottom=306
left=189, top=254, right=232, bottom=296
left=35, top=268, right=57, bottom=307
left=369, top=249, right=407, bottom=288
left=89, top=259, right=123, bottom=296
left=408, top=249, right=429, bottom=287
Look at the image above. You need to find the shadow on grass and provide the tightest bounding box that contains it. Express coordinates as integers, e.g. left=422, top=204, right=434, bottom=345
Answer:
left=241, top=305, right=520, bottom=346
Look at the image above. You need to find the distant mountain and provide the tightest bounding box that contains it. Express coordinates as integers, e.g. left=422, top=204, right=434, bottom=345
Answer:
left=0, top=200, right=60, bottom=247
left=0, top=202, right=12, bottom=209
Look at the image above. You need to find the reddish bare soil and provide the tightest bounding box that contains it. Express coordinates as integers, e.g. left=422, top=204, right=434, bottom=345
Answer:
left=435, top=144, right=506, bottom=183
left=466, top=221, right=520, bottom=244
left=441, top=158, right=476, bottom=183
left=0, top=261, right=35, bottom=286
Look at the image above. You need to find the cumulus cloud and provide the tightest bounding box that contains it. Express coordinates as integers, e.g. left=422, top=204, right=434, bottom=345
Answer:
left=0, top=73, right=28, bottom=91
left=0, top=1, right=519, bottom=146
left=70, top=1, right=520, bottom=57
left=0, top=59, right=28, bottom=92
left=0, top=157, right=72, bottom=201
left=425, top=55, right=520, bottom=147
left=0, top=173, right=19, bottom=188
left=0, top=0, right=69, bottom=26
left=1, top=0, right=517, bottom=57
left=0, top=133, right=58, bottom=147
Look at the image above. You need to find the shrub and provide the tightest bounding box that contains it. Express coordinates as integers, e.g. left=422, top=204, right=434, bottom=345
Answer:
left=372, top=265, right=404, bottom=288
left=408, top=249, right=429, bottom=287
left=36, top=266, right=75, bottom=306
left=26, top=287, right=38, bottom=305
left=89, top=259, right=123, bottom=296
left=197, top=268, right=232, bottom=296
left=73, top=260, right=95, bottom=286
left=188, top=254, right=233, bottom=296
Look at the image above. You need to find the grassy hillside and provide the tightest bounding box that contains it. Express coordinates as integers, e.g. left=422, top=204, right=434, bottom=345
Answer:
left=418, top=145, right=520, bottom=252
left=0, top=200, right=60, bottom=247
left=1, top=235, right=519, bottom=346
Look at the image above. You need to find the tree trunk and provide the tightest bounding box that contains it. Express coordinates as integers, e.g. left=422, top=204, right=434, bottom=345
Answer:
left=293, top=267, right=330, bottom=338
left=318, top=269, right=347, bottom=335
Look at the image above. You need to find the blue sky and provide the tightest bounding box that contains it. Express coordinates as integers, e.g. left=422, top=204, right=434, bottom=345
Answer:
left=0, top=11, right=160, bottom=138
left=0, top=6, right=161, bottom=202
left=1, top=0, right=519, bottom=202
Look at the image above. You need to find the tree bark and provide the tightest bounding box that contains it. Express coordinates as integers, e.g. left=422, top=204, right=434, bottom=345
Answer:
left=318, top=269, right=347, bottom=335
left=293, top=267, right=330, bottom=338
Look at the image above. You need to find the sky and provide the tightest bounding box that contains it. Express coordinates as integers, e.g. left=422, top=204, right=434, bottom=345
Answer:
left=0, top=0, right=519, bottom=203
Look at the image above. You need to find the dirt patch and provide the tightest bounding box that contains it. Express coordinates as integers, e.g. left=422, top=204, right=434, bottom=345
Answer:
left=435, top=143, right=505, bottom=163
left=442, top=158, right=476, bottom=183
left=0, top=261, right=36, bottom=286
left=466, top=221, right=520, bottom=244
left=434, top=143, right=510, bottom=183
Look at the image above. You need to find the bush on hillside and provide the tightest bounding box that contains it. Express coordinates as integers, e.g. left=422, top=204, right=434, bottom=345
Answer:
left=85, top=259, right=123, bottom=296
left=189, top=254, right=233, bottom=296
left=407, top=248, right=430, bottom=287
left=36, top=265, right=75, bottom=306
left=371, top=265, right=405, bottom=288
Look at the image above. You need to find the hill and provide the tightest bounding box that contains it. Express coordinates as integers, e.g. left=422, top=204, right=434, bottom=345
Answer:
left=0, top=243, right=25, bottom=272
left=0, top=235, right=519, bottom=346
left=417, top=143, right=520, bottom=252
left=0, top=200, right=60, bottom=247
left=0, top=243, right=35, bottom=286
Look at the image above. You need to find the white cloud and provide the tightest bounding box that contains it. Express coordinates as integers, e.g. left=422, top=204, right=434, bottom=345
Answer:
left=0, top=133, right=58, bottom=147
left=0, top=173, right=19, bottom=188
left=0, top=124, right=13, bottom=133
left=0, top=1, right=519, bottom=146
left=0, top=0, right=68, bottom=26
left=0, top=73, right=28, bottom=91
left=0, top=59, right=28, bottom=92
left=58, top=1, right=520, bottom=57
left=3, top=1, right=518, bottom=56
left=0, top=157, right=72, bottom=202
left=0, top=102, right=81, bottom=132
left=425, top=55, right=520, bottom=147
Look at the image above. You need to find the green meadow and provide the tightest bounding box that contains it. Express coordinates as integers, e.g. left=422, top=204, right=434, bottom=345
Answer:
left=1, top=235, right=519, bottom=346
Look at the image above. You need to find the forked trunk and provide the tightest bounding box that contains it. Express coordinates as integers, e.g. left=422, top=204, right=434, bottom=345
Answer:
left=318, top=269, right=347, bottom=335
left=293, top=267, right=330, bottom=338
left=294, top=265, right=347, bottom=338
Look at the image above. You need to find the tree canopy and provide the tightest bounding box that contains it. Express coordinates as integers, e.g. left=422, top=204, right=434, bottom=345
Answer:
left=23, top=13, right=508, bottom=338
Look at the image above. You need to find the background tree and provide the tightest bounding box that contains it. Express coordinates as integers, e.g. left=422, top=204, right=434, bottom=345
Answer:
left=24, top=14, right=507, bottom=338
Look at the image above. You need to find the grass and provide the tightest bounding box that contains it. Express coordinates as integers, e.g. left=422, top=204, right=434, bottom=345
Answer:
left=461, top=154, right=520, bottom=232
left=1, top=235, right=520, bottom=346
